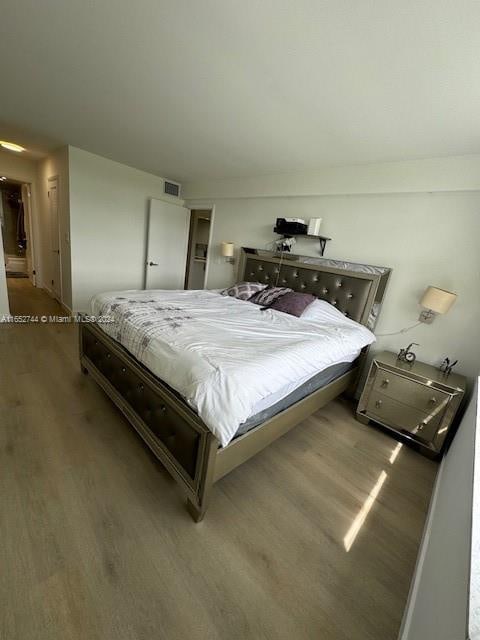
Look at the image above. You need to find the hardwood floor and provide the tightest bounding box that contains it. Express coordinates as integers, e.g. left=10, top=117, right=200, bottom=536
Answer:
left=6, top=276, right=65, bottom=316
left=0, top=281, right=437, bottom=640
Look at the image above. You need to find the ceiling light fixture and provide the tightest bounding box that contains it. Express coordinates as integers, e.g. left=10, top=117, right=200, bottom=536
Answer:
left=0, top=141, right=25, bottom=153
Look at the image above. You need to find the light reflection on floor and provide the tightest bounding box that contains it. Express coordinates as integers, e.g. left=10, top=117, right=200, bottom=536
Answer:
left=389, top=442, right=403, bottom=464
left=344, top=440, right=403, bottom=552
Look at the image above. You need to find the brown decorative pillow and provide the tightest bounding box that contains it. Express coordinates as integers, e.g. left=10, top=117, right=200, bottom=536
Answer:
left=249, top=286, right=292, bottom=306
left=220, top=281, right=267, bottom=301
left=269, top=291, right=316, bottom=317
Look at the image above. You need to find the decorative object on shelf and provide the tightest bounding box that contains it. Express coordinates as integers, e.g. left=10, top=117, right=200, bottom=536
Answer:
left=397, top=342, right=419, bottom=364
left=274, top=218, right=308, bottom=235
left=274, top=236, right=296, bottom=252
left=439, top=357, right=458, bottom=377
left=221, top=241, right=235, bottom=264
left=272, top=217, right=331, bottom=256
left=307, top=217, right=322, bottom=236
left=419, top=286, right=457, bottom=324
left=356, top=351, right=466, bottom=457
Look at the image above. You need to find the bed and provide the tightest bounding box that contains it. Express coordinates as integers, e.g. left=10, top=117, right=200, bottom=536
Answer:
left=79, top=248, right=391, bottom=521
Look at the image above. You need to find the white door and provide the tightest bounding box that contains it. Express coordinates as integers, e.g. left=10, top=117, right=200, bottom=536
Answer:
left=48, top=178, right=62, bottom=301
left=145, top=198, right=190, bottom=289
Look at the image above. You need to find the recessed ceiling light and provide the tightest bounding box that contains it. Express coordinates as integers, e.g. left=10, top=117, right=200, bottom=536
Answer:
left=0, top=141, right=25, bottom=153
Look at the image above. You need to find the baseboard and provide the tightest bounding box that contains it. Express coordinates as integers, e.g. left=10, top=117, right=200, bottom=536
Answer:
left=397, top=461, right=444, bottom=639
left=39, top=285, right=72, bottom=316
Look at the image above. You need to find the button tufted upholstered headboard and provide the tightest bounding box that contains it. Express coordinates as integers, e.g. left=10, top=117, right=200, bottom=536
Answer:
left=239, top=248, right=391, bottom=330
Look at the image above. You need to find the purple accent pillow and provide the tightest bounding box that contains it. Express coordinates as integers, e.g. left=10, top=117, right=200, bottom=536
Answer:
left=269, top=291, right=316, bottom=317
left=249, top=286, right=292, bottom=306
left=220, top=281, right=267, bottom=301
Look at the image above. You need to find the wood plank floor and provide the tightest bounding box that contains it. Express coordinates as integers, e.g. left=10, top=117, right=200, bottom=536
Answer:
left=1, top=279, right=437, bottom=640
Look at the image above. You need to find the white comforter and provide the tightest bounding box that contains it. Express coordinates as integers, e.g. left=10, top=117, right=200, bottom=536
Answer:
left=91, top=289, right=375, bottom=446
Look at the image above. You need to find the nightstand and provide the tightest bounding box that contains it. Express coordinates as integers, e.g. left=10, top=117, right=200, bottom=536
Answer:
left=356, top=351, right=466, bottom=456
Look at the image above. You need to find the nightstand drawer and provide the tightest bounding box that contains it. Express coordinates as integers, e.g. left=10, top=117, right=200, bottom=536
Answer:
left=373, top=369, right=450, bottom=412
left=366, top=392, right=441, bottom=442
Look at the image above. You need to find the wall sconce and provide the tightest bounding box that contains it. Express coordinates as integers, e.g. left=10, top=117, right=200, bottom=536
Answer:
left=419, top=286, right=457, bottom=324
left=221, top=242, right=235, bottom=264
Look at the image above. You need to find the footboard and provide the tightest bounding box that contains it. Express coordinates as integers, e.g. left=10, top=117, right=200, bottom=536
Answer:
left=79, top=322, right=218, bottom=520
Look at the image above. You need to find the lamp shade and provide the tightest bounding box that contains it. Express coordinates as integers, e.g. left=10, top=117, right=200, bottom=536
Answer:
left=221, top=242, right=235, bottom=258
left=420, top=286, right=457, bottom=315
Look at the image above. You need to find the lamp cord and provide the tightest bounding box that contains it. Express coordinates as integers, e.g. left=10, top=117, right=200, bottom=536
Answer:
left=376, top=321, right=422, bottom=337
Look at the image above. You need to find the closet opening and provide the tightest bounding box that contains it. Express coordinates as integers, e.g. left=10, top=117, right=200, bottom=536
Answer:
left=0, top=177, right=35, bottom=283
left=184, top=209, right=213, bottom=290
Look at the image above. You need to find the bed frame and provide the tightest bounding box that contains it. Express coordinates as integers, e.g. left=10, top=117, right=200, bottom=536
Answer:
left=79, top=248, right=391, bottom=521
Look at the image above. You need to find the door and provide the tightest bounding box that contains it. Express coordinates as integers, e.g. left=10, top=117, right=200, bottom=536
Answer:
left=145, top=198, right=190, bottom=289
left=48, top=177, right=61, bottom=301
left=21, top=184, right=35, bottom=285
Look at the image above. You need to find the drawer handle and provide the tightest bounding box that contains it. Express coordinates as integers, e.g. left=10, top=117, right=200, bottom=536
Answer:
left=418, top=421, right=426, bottom=431
left=381, top=378, right=390, bottom=388
left=138, top=384, right=144, bottom=392
left=429, top=397, right=437, bottom=405
left=375, top=399, right=383, bottom=408
left=121, top=367, right=126, bottom=373
left=106, top=353, right=111, bottom=359
left=160, top=405, right=167, bottom=414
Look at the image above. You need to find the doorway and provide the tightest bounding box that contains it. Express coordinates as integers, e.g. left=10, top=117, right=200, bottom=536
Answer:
left=0, top=177, right=35, bottom=281
left=185, top=210, right=212, bottom=290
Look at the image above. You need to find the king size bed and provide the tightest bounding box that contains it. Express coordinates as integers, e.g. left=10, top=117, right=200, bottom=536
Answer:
left=79, top=248, right=391, bottom=521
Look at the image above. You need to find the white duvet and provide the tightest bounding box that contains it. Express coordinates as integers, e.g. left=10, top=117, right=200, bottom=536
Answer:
left=91, top=289, right=375, bottom=446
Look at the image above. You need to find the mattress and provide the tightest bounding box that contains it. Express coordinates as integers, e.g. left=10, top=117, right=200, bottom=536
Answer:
left=91, top=289, right=375, bottom=446
left=235, top=360, right=354, bottom=437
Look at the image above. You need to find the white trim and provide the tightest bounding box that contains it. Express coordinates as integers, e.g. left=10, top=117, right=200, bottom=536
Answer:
left=398, top=462, right=445, bottom=639
left=47, top=174, right=63, bottom=303
left=201, top=205, right=215, bottom=289
left=21, top=183, right=36, bottom=285
left=468, top=382, right=480, bottom=640
left=186, top=202, right=216, bottom=290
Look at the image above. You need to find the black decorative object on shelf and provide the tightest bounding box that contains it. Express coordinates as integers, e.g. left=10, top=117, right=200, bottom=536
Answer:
left=273, top=219, right=331, bottom=256
left=439, top=357, right=458, bottom=377
left=397, top=342, right=419, bottom=364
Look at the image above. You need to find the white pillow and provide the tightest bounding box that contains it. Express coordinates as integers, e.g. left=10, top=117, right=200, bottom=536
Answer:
left=301, top=299, right=376, bottom=346
left=300, top=299, right=352, bottom=323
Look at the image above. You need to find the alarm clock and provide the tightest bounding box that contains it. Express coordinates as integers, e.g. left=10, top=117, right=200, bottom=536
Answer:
left=397, top=343, right=419, bottom=365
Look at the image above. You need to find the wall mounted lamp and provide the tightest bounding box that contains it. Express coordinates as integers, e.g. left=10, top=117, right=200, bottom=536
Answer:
left=221, top=242, right=235, bottom=264
left=419, top=286, right=457, bottom=324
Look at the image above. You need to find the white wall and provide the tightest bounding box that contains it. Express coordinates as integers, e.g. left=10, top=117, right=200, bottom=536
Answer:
left=68, top=147, right=174, bottom=311
left=0, top=148, right=41, bottom=314
left=37, top=146, right=71, bottom=308
left=399, top=382, right=478, bottom=640
left=185, top=165, right=480, bottom=381
left=185, top=154, right=480, bottom=200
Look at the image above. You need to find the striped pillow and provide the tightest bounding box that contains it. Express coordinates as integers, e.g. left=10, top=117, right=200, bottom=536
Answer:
left=220, top=281, right=268, bottom=301
left=249, top=286, right=293, bottom=306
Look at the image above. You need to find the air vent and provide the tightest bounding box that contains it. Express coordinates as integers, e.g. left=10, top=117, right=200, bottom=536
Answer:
left=164, top=180, right=181, bottom=198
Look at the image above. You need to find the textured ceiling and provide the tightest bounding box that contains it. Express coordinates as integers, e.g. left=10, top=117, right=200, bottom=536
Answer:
left=1, top=0, right=480, bottom=181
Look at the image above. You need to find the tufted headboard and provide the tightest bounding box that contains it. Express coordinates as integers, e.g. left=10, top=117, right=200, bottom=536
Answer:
left=239, top=248, right=391, bottom=330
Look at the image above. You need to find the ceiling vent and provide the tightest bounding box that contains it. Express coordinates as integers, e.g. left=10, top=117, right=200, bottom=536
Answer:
left=164, top=180, right=181, bottom=198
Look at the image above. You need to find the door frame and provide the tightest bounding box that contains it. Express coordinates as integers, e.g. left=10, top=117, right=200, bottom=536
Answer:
left=185, top=203, right=215, bottom=289
left=0, top=177, right=37, bottom=282
left=21, top=183, right=36, bottom=285
left=47, top=175, right=62, bottom=302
